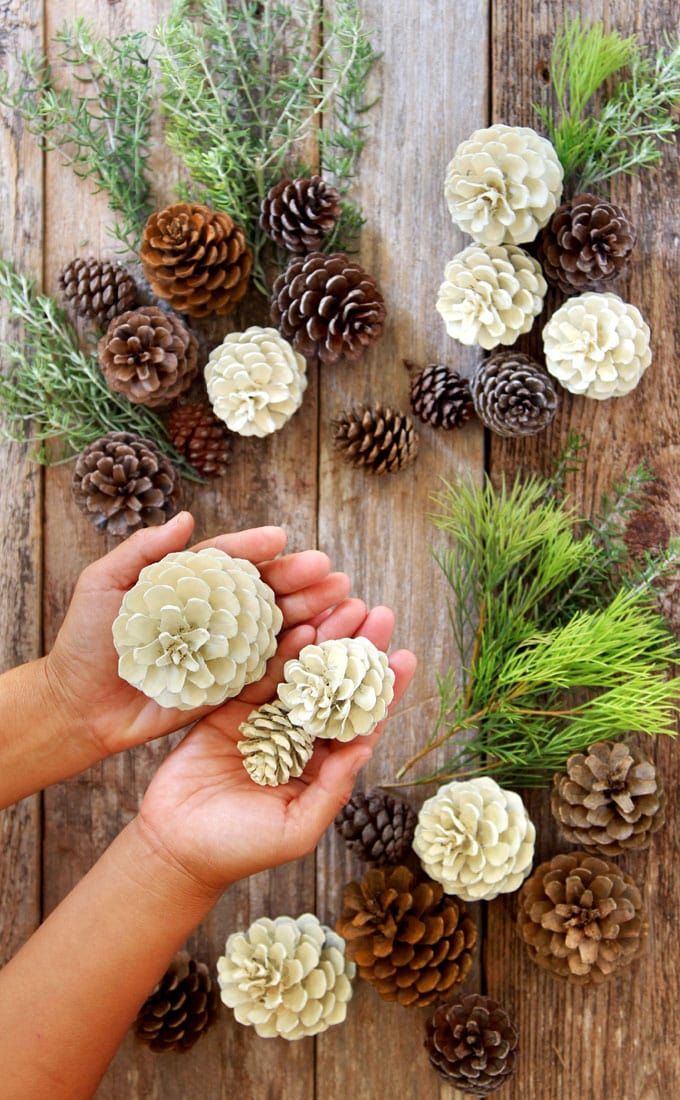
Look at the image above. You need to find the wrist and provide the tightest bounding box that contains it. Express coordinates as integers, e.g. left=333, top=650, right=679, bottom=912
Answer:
left=41, top=653, right=98, bottom=769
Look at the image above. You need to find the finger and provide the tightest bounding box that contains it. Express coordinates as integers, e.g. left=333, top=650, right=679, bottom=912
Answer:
left=278, top=573, right=351, bottom=627
left=237, top=624, right=316, bottom=708
left=314, top=598, right=368, bottom=643
left=389, top=649, right=418, bottom=708
left=191, top=526, right=288, bottom=563
left=260, top=550, right=330, bottom=595
left=286, top=741, right=374, bottom=844
left=307, top=607, right=335, bottom=629
left=354, top=605, right=395, bottom=652
left=80, top=512, right=195, bottom=592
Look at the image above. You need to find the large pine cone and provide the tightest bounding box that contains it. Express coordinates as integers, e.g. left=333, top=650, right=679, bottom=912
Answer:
left=60, top=256, right=137, bottom=327
left=409, top=363, right=474, bottom=430
left=72, top=431, right=179, bottom=538
left=271, top=252, right=385, bottom=364
left=336, top=864, right=477, bottom=1007
left=425, top=994, right=519, bottom=1096
left=167, top=402, right=232, bottom=479
left=260, top=175, right=341, bottom=253
left=332, top=404, right=418, bottom=474
left=538, top=192, right=636, bottom=294
left=98, top=306, right=198, bottom=407
left=518, top=852, right=647, bottom=984
left=551, top=740, right=665, bottom=857
left=141, top=202, right=252, bottom=318
left=135, top=952, right=219, bottom=1053
left=470, top=351, right=559, bottom=437
left=334, top=788, right=416, bottom=866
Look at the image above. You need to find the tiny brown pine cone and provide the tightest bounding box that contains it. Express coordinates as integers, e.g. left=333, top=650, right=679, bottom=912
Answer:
left=332, top=404, right=418, bottom=474
left=425, top=994, right=519, bottom=1096
left=98, top=306, right=198, bottom=408
left=260, top=175, right=341, bottom=253
left=334, top=788, right=416, bottom=865
left=60, top=256, right=138, bottom=327
left=471, top=352, right=558, bottom=437
left=135, top=952, right=219, bottom=1053
left=538, top=192, right=636, bottom=294
left=167, top=403, right=232, bottom=479
left=409, top=363, right=474, bottom=430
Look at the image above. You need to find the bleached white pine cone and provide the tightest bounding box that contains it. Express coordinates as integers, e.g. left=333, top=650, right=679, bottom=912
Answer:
left=238, top=700, right=315, bottom=786
left=278, top=637, right=395, bottom=742
left=542, top=291, right=652, bottom=399
left=112, top=548, right=283, bottom=710
left=217, top=914, right=355, bottom=1040
left=413, top=777, right=536, bottom=902
left=445, top=123, right=563, bottom=245
left=205, top=325, right=308, bottom=437
left=436, top=244, right=546, bottom=350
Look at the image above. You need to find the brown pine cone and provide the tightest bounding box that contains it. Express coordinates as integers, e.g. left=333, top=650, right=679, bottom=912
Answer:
left=271, top=252, right=385, bottom=364
left=59, top=256, right=138, bottom=327
left=425, top=994, right=519, bottom=1096
left=517, top=851, right=647, bottom=984
left=551, top=740, right=665, bottom=857
left=167, top=403, right=232, bottom=479
left=336, top=864, right=477, bottom=1007
left=72, top=431, right=179, bottom=538
left=332, top=404, right=418, bottom=474
left=470, top=351, right=558, bottom=438
left=334, top=788, right=416, bottom=866
left=409, top=363, right=474, bottom=430
left=98, top=306, right=198, bottom=408
left=140, top=202, right=252, bottom=318
left=538, top=192, right=636, bottom=294
left=135, top=951, right=219, bottom=1053
left=260, top=175, right=341, bottom=253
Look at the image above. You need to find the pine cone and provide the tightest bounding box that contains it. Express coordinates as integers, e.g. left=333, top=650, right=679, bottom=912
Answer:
left=409, top=363, right=474, bottom=430
left=238, top=700, right=315, bottom=787
left=336, top=864, right=477, bottom=1008
left=332, top=404, right=419, bottom=474
left=98, top=306, right=198, bottom=408
left=538, top=192, right=636, bottom=294
left=271, top=252, right=385, bottom=364
left=167, top=403, right=232, bottom=479
left=425, top=994, right=519, bottom=1095
left=470, top=351, right=558, bottom=437
left=72, top=431, right=179, bottom=538
left=134, top=952, right=219, bottom=1053
left=517, top=851, right=647, bottom=984
left=260, top=175, right=341, bottom=253
left=141, top=202, right=252, bottom=318
left=334, top=788, right=416, bottom=866
left=551, top=740, right=665, bottom=857
left=60, top=256, right=137, bottom=327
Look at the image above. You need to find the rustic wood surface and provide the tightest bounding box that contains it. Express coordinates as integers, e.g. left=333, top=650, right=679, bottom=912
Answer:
left=0, top=1, right=677, bottom=1098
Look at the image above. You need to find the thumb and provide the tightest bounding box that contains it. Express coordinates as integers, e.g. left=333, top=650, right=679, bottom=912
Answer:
left=289, top=742, right=373, bottom=848
left=82, top=511, right=195, bottom=591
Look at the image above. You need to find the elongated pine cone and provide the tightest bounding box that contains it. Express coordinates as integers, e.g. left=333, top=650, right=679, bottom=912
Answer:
left=238, top=701, right=315, bottom=787
left=167, top=403, right=232, bottom=479
left=551, top=740, right=665, bottom=857
left=141, top=202, right=252, bottom=318
left=260, top=175, right=341, bottom=253
left=538, top=193, right=636, bottom=294
left=271, top=252, right=386, bottom=364
left=332, top=404, right=419, bottom=474
left=425, top=994, right=519, bottom=1095
left=336, top=864, right=477, bottom=1008
left=135, top=952, right=219, bottom=1053
left=470, top=351, right=558, bottom=437
left=409, top=363, right=474, bottom=429
left=60, top=256, right=137, bottom=327
left=334, top=788, right=417, bottom=866
left=517, top=851, right=647, bottom=984
left=72, top=431, right=179, bottom=538
left=98, top=306, right=198, bottom=407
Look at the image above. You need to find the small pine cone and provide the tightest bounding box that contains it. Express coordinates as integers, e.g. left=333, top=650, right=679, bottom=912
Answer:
left=167, top=403, right=232, bottom=479
left=425, top=994, right=519, bottom=1096
left=59, top=256, right=138, bottom=327
left=334, top=788, right=416, bottom=865
left=551, top=740, right=665, bottom=857
left=271, top=252, right=385, bottom=364
left=470, top=351, right=558, bottom=437
left=260, top=175, right=341, bottom=253
left=409, top=363, right=474, bottom=429
left=135, top=951, right=219, bottom=1053
left=98, top=306, right=199, bottom=408
left=538, top=192, right=636, bottom=294
left=238, top=701, right=315, bottom=787
left=72, top=431, right=179, bottom=538
left=332, top=404, right=418, bottom=474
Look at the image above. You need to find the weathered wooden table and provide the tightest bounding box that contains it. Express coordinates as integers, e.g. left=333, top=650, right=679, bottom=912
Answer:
left=1, top=1, right=678, bottom=1097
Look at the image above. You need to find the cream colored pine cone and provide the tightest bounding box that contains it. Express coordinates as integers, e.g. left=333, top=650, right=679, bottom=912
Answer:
left=238, top=700, right=315, bottom=786
left=278, top=637, right=395, bottom=742
left=413, top=777, right=536, bottom=901
left=436, top=244, right=546, bottom=350
left=205, top=325, right=307, bottom=437
left=542, top=292, right=652, bottom=399
left=112, top=548, right=282, bottom=710
left=445, top=123, right=563, bottom=245
left=217, top=914, right=355, bottom=1040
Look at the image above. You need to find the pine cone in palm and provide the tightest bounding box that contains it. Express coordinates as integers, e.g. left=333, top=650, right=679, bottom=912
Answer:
left=538, top=193, right=636, bottom=295
left=425, top=994, right=519, bottom=1095
left=99, top=306, right=198, bottom=407
left=60, top=256, right=138, bottom=327
left=409, top=363, right=474, bottom=429
left=271, top=252, right=385, bottom=364
left=260, top=176, right=341, bottom=253
left=135, top=952, right=219, bottom=1053
left=336, top=864, right=477, bottom=1007
left=334, top=789, right=416, bottom=866
left=167, top=403, right=232, bottom=479
left=470, top=352, right=558, bottom=437
left=332, top=404, right=418, bottom=474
